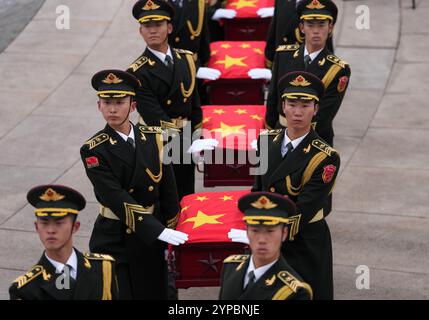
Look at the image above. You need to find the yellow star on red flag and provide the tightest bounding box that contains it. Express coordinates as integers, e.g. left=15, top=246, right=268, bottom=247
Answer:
left=253, top=48, right=263, bottom=55
left=181, top=205, right=191, bottom=213
left=213, top=109, right=225, bottom=115
left=210, top=122, right=246, bottom=138
left=250, top=114, right=263, bottom=121
left=230, top=0, right=257, bottom=9
left=235, top=109, right=247, bottom=115
left=215, top=55, right=248, bottom=69
left=182, top=210, right=225, bottom=229
left=195, top=196, right=209, bottom=202
left=220, top=195, right=234, bottom=201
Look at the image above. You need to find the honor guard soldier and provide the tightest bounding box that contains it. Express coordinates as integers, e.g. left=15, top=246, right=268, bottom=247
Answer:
left=80, top=69, right=188, bottom=299
left=266, top=0, right=350, bottom=146
left=128, top=0, right=203, bottom=200
left=265, top=0, right=334, bottom=69
left=9, top=185, right=118, bottom=300
left=220, top=192, right=312, bottom=300
left=253, top=71, right=340, bottom=299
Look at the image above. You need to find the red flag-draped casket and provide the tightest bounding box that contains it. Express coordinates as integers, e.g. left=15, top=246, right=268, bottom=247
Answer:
left=207, top=41, right=267, bottom=105
left=174, top=190, right=250, bottom=288
left=199, top=105, right=265, bottom=187
left=224, top=0, right=274, bottom=40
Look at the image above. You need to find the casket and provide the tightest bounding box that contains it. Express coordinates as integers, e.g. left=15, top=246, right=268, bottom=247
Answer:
left=200, top=105, right=265, bottom=187
left=206, top=41, right=267, bottom=105
left=224, top=0, right=274, bottom=40
left=174, top=190, right=250, bottom=288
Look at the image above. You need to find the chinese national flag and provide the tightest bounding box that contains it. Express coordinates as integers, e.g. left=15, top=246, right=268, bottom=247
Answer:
left=208, top=41, right=266, bottom=79
left=225, top=0, right=275, bottom=18
left=202, top=105, right=266, bottom=150
left=176, top=190, right=250, bottom=243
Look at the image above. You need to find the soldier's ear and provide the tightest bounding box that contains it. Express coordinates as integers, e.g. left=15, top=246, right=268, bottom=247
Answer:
left=313, top=102, right=319, bottom=116
left=130, top=100, right=137, bottom=113
left=328, top=22, right=334, bottom=35
left=72, top=220, right=80, bottom=235
left=167, top=22, right=173, bottom=35
left=299, top=21, right=305, bottom=34
left=281, top=225, right=288, bottom=242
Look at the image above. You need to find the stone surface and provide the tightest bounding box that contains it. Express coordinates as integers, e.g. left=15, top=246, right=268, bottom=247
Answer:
left=371, top=93, right=429, bottom=129
left=334, top=167, right=429, bottom=218
left=337, top=0, right=400, bottom=48
left=1, top=0, right=428, bottom=300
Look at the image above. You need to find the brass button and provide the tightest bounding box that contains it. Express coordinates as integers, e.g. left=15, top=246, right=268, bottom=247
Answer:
left=270, top=187, right=275, bottom=192
left=129, top=188, right=134, bottom=193
left=148, top=186, right=154, bottom=192
left=190, top=35, right=195, bottom=40
left=126, top=229, right=132, bottom=234
left=166, top=99, right=172, bottom=105
left=183, top=98, right=187, bottom=103
left=175, top=37, right=180, bottom=42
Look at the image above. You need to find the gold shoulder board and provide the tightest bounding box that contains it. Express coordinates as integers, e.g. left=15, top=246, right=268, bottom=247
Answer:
left=276, top=44, right=300, bottom=52
left=85, top=133, right=109, bottom=150
left=277, top=271, right=304, bottom=293
left=326, top=55, right=349, bottom=69
left=312, top=139, right=336, bottom=156
left=223, top=254, right=249, bottom=263
left=84, top=252, right=115, bottom=262
left=13, top=265, right=44, bottom=289
left=128, top=56, right=154, bottom=72
left=261, top=129, right=283, bottom=135
left=139, top=126, right=165, bottom=134
left=173, top=48, right=194, bottom=55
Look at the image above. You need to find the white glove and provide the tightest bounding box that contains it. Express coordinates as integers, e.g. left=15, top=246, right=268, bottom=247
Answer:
left=196, top=67, right=222, bottom=80
left=228, top=228, right=250, bottom=244
left=250, top=139, right=258, bottom=151
left=257, top=7, right=274, bottom=18
left=187, top=139, right=219, bottom=154
left=212, top=9, right=237, bottom=21
left=248, top=68, right=272, bottom=81
left=158, top=228, right=189, bottom=246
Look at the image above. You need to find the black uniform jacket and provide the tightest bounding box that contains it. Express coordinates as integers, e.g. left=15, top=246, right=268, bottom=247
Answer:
left=80, top=123, right=180, bottom=260
left=127, top=47, right=203, bottom=132
left=252, top=128, right=340, bottom=299
left=9, top=250, right=118, bottom=300
left=219, top=254, right=312, bottom=300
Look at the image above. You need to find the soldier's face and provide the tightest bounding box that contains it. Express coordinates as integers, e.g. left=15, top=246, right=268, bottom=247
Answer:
left=139, top=20, right=172, bottom=49
left=247, top=224, right=288, bottom=266
left=282, top=98, right=318, bottom=132
left=300, top=19, right=333, bottom=49
left=35, top=216, right=80, bottom=252
left=98, top=96, right=136, bottom=129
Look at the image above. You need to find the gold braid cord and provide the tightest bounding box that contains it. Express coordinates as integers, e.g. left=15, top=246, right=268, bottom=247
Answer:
left=181, top=54, right=196, bottom=98
left=186, top=0, right=205, bottom=39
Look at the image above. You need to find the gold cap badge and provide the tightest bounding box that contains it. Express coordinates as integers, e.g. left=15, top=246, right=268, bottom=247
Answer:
left=290, top=75, right=311, bottom=87
left=251, top=196, right=278, bottom=210
left=39, top=188, right=65, bottom=202
left=143, top=0, right=160, bottom=10
left=102, top=73, right=123, bottom=84
left=307, top=0, right=325, bottom=9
